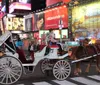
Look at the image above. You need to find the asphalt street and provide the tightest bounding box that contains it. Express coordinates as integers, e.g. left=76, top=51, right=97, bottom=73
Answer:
left=10, top=61, right=100, bottom=85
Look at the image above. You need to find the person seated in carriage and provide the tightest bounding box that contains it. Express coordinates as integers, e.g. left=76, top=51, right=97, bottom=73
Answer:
left=14, top=35, right=34, bottom=63
left=48, top=29, right=57, bottom=45
left=28, top=39, right=39, bottom=60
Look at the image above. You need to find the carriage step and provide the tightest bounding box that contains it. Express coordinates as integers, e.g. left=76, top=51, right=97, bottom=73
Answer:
left=24, top=66, right=34, bottom=74
left=49, top=64, right=53, bottom=67
left=45, top=67, right=52, bottom=70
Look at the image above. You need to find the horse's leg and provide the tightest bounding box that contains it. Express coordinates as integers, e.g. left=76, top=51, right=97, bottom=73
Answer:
left=85, top=59, right=93, bottom=73
left=85, top=63, right=91, bottom=73
left=76, top=62, right=81, bottom=73
left=96, top=56, right=100, bottom=72
left=93, top=44, right=100, bottom=72
left=74, top=57, right=82, bottom=75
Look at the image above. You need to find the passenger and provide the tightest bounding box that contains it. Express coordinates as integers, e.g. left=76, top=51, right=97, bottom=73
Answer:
left=49, top=29, right=57, bottom=45
left=15, top=35, right=31, bottom=63
left=28, top=41, right=34, bottom=61
left=34, top=38, right=39, bottom=52
left=41, top=32, right=46, bottom=45
left=15, top=35, right=23, bottom=49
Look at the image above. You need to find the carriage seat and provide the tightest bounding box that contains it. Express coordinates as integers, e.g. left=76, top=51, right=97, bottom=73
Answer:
left=57, top=44, right=68, bottom=55
left=47, top=44, right=68, bottom=56
left=16, top=48, right=33, bottom=64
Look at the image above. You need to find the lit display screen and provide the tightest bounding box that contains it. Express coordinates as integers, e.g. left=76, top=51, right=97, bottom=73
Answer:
left=39, top=30, right=49, bottom=38
left=61, top=29, right=68, bottom=38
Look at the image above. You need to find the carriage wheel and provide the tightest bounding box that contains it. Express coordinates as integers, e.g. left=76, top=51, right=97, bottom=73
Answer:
left=53, top=60, right=71, bottom=80
left=0, top=56, right=23, bottom=85
left=41, top=59, right=50, bottom=74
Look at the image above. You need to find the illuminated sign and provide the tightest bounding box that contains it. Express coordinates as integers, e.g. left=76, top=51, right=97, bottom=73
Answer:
left=46, top=0, right=71, bottom=7
left=7, top=17, right=24, bottom=30
left=9, top=2, right=31, bottom=13
left=45, top=5, right=68, bottom=29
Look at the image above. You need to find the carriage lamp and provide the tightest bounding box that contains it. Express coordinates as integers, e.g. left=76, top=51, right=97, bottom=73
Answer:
left=0, top=51, right=4, bottom=57
left=0, top=47, right=4, bottom=57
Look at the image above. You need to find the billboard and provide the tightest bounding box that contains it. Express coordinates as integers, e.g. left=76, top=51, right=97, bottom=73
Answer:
left=1, top=0, right=7, bottom=12
left=39, top=30, right=49, bottom=38
left=7, top=17, right=24, bottom=30
left=44, top=5, right=68, bottom=30
left=31, top=5, right=68, bottom=30
left=72, top=1, right=100, bottom=33
left=46, top=0, right=71, bottom=7
left=9, top=0, right=31, bottom=5
left=61, top=29, right=68, bottom=38
left=24, top=14, right=34, bottom=31
left=24, top=5, right=68, bottom=31
left=9, top=0, right=31, bottom=13
left=34, top=12, right=45, bottom=31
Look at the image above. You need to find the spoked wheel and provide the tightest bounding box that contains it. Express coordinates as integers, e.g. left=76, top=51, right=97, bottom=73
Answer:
left=41, top=59, right=50, bottom=74
left=53, top=60, right=71, bottom=80
left=0, top=56, right=23, bottom=85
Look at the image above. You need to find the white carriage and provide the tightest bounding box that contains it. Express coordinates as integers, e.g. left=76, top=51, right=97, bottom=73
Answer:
left=0, top=31, right=71, bottom=85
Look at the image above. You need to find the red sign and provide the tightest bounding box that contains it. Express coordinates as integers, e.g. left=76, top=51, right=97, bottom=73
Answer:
left=46, top=0, right=61, bottom=7
left=44, top=5, right=68, bottom=30
left=46, top=0, right=71, bottom=7
left=33, top=13, right=45, bottom=31
left=63, top=0, right=71, bottom=3
left=0, top=12, right=4, bottom=19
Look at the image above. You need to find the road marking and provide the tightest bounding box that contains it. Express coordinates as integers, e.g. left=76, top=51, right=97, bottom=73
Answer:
left=16, top=75, right=100, bottom=85
left=53, top=80, right=77, bottom=85
left=88, top=75, right=100, bottom=81
left=32, top=81, right=52, bottom=85
left=71, top=77, right=100, bottom=85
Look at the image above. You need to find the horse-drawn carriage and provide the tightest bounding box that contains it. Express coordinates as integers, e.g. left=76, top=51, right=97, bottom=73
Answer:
left=0, top=31, right=100, bottom=85
left=0, top=31, right=71, bottom=85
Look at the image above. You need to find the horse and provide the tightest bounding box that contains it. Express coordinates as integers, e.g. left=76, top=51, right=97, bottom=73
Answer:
left=85, top=40, right=100, bottom=73
left=68, top=39, right=100, bottom=75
